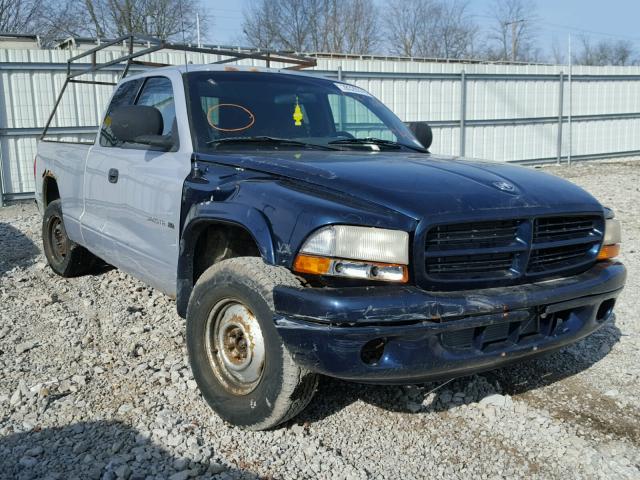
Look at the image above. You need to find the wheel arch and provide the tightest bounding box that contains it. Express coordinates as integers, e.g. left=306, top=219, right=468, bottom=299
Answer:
left=42, top=173, right=60, bottom=207
left=176, top=205, right=277, bottom=317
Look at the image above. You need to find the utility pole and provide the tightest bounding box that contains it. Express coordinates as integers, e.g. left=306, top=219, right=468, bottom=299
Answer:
left=196, top=13, right=201, bottom=48
left=505, top=19, right=524, bottom=62
left=568, top=33, right=573, bottom=166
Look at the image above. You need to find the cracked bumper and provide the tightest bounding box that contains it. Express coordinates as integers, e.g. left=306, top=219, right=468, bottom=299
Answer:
left=273, top=261, right=626, bottom=384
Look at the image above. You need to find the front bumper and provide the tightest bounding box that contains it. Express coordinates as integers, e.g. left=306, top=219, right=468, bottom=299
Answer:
left=273, top=261, right=626, bottom=384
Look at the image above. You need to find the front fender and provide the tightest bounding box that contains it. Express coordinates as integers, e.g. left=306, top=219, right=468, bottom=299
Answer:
left=176, top=166, right=416, bottom=318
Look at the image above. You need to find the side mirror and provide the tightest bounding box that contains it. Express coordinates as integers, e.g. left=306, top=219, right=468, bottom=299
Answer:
left=405, top=121, right=433, bottom=150
left=110, top=105, right=173, bottom=149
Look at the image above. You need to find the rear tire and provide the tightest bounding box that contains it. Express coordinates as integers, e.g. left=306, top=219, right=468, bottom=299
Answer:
left=42, top=199, right=96, bottom=277
left=187, top=257, right=318, bottom=430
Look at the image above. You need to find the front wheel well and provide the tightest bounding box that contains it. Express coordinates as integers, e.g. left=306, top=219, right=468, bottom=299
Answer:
left=193, top=222, right=261, bottom=285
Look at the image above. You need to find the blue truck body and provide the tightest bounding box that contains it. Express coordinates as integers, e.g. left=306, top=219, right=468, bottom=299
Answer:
left=177, top=149, right=625, bottom=383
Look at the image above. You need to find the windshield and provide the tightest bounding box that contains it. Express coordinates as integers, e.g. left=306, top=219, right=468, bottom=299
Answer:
left=185, top=71, right=424, bottom=152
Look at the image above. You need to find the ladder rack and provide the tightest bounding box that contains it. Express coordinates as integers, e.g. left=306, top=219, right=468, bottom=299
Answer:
left=41, top=34, right=317, bottom=139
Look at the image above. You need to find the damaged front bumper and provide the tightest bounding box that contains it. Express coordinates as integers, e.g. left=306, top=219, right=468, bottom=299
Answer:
left=273, top=261, right=626, bottom=384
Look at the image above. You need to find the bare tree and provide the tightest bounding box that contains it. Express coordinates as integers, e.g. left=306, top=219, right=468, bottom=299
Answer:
left=243, top=0, right=322, bottom=51
left=35, top=0, right=105, bottom=39
left=340, top=0, right=380, bottom=53
left=436, top=1, right=477, bottom=58
left=550, top=36, right=565, bottom=64
left=574, top=37, right=636, bottom=66
left=385, top=0, right=476, bottom=59
left=79, top=0, right=208, bottom=41
left=0, top=0, right=44, bottom=32
left=385, top=0, right=426, bottom=56
left=242, top=0, right=380, bottom=54
left=0, top=0, right=92, bottom=41
left=83, top=0, right=108, bottom=37
left=242, top=0, right=283, bottom=49
left=486, top=0, right=539, bottom=62
left=14, top=0, right=209, bottom=43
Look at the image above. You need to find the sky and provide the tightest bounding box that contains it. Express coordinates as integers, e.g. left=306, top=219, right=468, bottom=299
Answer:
left=204, top=0, right=640, bottom=60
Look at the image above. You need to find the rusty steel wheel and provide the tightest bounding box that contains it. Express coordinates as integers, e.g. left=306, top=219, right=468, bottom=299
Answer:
left=42, top=199, right=97, bottom=277
left=187, top=257, right=318, bottom=430
left=205, top=299, right=266, bottom=395
left=47, top=216, right=68, bottom=263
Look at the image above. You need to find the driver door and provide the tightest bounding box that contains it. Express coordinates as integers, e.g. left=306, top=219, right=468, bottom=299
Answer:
left=114, top=75, right=192, bottom=295
left=85, top=74, right=191, bottom=295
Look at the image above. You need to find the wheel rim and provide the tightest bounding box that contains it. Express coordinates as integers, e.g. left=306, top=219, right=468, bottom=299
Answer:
left=48, top=216, right=68, bottom=262
left=205, top=299, right=266, bottom=395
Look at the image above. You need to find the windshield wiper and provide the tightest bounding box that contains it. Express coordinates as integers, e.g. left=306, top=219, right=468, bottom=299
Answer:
left=328, top=137, right=426, bottom=152
left=206, top=136, right=337, bottom=150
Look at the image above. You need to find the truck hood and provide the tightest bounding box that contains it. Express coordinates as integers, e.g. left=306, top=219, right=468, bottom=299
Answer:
left=199, top=151, right=603, bottom=219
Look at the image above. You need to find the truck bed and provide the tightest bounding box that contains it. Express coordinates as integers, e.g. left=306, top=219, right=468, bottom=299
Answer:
left=35, top=140, right=93, bottom=244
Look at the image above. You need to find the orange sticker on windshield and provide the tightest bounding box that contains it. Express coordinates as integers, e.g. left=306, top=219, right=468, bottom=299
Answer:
left=207, top=104, right=255, bottom=132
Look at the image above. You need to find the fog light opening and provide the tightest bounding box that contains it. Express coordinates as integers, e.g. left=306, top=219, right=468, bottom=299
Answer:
left=596, top=299, right=616, bottom=322
left=361, top=338, right=386, bottom=365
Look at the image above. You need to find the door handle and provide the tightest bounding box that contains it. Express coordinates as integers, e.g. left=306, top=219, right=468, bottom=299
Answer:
left=108, top=168, right=119, bottom=183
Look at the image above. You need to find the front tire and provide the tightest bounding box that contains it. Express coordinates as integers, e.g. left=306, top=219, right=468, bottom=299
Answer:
left=42, top=199, right=96, bottom=277
left=186, top=257, right=318, bottom=430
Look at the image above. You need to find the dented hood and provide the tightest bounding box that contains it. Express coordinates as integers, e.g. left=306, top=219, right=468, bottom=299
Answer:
left=199, top=151, right=603, bottom=219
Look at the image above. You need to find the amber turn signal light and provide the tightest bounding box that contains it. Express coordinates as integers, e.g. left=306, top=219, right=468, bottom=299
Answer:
left=293, top=254, right=332, bottom=275
left=597, top=244, right=620, bottom=261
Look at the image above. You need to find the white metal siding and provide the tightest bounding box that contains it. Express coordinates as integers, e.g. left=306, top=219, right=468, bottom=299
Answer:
left=1, top=47, right=640, bottom=198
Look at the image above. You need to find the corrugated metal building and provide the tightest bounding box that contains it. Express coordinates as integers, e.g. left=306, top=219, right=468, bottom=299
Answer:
left=1, top=39, right=640, bottom=202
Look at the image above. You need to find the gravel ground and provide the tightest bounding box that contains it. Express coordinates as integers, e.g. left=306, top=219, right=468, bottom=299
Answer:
left=0, top=160, right=639, bottom=480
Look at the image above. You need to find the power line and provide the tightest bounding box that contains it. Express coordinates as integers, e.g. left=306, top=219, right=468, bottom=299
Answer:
left=470, top=13, right=640, bottom=42
left=536, top=20, right=640, bottom=42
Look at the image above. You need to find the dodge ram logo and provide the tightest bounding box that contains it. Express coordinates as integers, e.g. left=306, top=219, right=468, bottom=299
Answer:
left=493, top=181, right=517, bottom=192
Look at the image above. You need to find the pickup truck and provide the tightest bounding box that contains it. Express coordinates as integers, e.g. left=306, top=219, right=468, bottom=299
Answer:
left=35, top=63, right=626, bottom=430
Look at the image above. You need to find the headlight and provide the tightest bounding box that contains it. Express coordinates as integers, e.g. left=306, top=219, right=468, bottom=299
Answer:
left=293, top=225, right=409, bottom=283
left=598, top=210, right=621, bottom=260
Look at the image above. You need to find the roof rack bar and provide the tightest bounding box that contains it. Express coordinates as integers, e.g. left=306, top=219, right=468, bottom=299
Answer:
left=68, top=43, right=164, bottom=79
left=69, top=79, right=118, bottom=86
left=159, top=43, right=316, bottom=67
left=67, top=34, right=139, bottom=63
left=130, top=33, right=164, bottom=44
left=130, top=60, right=171, bottom=68
left=120, top=34, right=136, bottom=79
left=64, top=35, right=317, bottom=82
left=41, top=78, right=69, bottom=140
left=42, top=34, right=317, bottom=140
left=210, top=51, right=314, bottom=66
left=212, top=57, right=243, bottom=65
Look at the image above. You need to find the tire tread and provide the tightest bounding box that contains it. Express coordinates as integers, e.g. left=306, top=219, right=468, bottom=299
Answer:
left=189, top=257, right=318, bottom=430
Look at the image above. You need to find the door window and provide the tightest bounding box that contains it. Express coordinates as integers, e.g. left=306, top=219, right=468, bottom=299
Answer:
left=136, top=77, right=176, bottom=136
left=327, top=93, right=397, bottom=141
left=99, top=79, right=143, bottom=147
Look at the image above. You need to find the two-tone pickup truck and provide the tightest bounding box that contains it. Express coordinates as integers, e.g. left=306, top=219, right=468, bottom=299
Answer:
left=35, top=43, right=626, bottom=430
